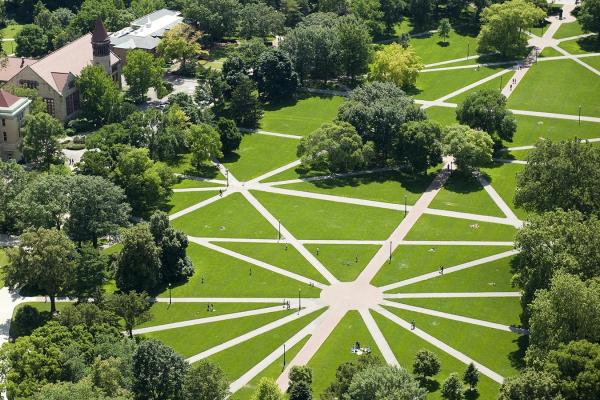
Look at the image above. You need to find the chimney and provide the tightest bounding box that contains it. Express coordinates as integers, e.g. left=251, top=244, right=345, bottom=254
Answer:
left=20, top=57, right=24, bottom=68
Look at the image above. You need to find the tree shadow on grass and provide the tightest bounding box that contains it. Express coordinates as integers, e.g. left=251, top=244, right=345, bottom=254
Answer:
left=262, top=93, right=336, bottom=113
left=464, top=389, right=480, bottom=400
left=442, top=172, right=485, bottom=195
left=437, top=41, right=450, bottom=47
left=574, top=36, right=600, bottom=53
left=418, top=377, right=441, bottom=393
left=509, top=334, right=528, bottom=370
left=219, top=151, right=241, bottom=165
left=309, top=170, right=435, bottom=196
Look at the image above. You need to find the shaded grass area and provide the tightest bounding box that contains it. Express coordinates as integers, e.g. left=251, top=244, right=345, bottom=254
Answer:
left=557, top=35, right=600, bottom=55
left=506, top=114, right=600, bottom=147
left=220, top=134, right=300, bottom=181
left=538, top=46, right=564, bottom=57
left=207, top=308, right=326, bottom=384
left=144, top=309, right=296, bottom=358
left=0, top=248, right=7, bottom=284
left=164, top=191, right=218, bottom=215
left=171, top=192, right=277, bottom=239
left=278, top=170, right=434, bottom=205
left=251, top=191, right=405, bottom=240
left=0, top=24, right=24, bottom=38
left=260, top=95, right=345, bottom=136
left=394, top=256, right=516, bottom=293
left=166, top=243, right=321, bottom=298
left=304, top=244, right=381, bottom=282
left=136, top=303, right=279, bottom=329
left=405, top=214, right=517, bottom=242
left=411, top=66, right=503, bottom=101
left=383, top=307, right=525, bottom=377
left=372, top=245, right=512, bottom=287
left=373, top=312, right=501, bottom=400
left=231, top=335, right=310, bottom=400
left=307, top=311, right=384, bottom=397
left=481, top=162, right=528, bottom=220
left=425, top=106, right=458, bottom=127
left=429, top=173, right=504, bottom=217
left=217, top=242, right=328, bottom=284
left=508, top=59, right=600, bottom=117
left=173, top=179, right=224, bottom=189
left=166, top=153, right=223, bottom=179
left=411, top=30, right=480, bottom=65
left=394, top=296, right=522, bottom=327
left=553, top=21, right=585, bottom=39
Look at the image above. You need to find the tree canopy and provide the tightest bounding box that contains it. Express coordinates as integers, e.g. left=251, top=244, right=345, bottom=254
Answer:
left=369, top=43, right=423, bottom=89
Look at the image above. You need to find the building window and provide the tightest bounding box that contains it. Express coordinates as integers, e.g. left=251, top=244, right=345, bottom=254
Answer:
left=19, top=80, right=38, bottom=89
left=3, top=132, right=6, bottom=142
left=44, top=98, right=55, bottom=117
left=66, top=92, right=80, bottom=116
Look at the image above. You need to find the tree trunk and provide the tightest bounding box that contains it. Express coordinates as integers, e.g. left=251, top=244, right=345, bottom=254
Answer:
left=50, top=294, right=57, bottom=315
left=92, top=236, right=98, bottom=248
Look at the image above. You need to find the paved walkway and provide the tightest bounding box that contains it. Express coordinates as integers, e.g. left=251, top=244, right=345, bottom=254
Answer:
left=385, top=292, right=522, bottom=299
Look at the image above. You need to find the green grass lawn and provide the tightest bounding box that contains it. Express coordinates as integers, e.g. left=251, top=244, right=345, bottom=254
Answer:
left=166, top=243, right=321, bottom=298
left=410, top=30, right=480, bottom=65
left=373, top=312, right=501, bottom=400
left=216, top=242, right=328, bottom=284
left=538, top=46, right=564, bottom=57
left=582, top=55, right=600, bottom=71
left=136, top=303, right=279, bottom=329
left=279, top=170, right=434, bottom=206
left=2, top=40, right=16, bottom=55
left=0, top=24, right=24, bottom=38
left=0, top=248, right=7, bottom=284
left=481, top=162, right=528, bottom=220
left=173, top=179, right=224, bottom=189
left=448, top=75, right=506, bottom=103
left=231, top=335, right=310, bottom=400
left=506, top=114, right=600, bottom=147
left=429, top=173, right=504, bottom=217
left=425, top=106, right=458, bottom=127
left=394, top=256, right=516, bottom=293
left=208, top=308, right=325, bottom=384
left=144, top=309, right=295, bottom=358
left=164, top=191, right=218, bottom=215
left=11, top=301, right=70, bottom=319
left=412, top=66, right=503, bottom=101
left=383, top=307, right=525, bottom=377
left=372, top=245, right=513, bottom=287
left=503, top=148, right=533, bottom=161
left=251, top=191, right=405, bottom=240
left=166, top=153, right=223, bottom=179
left=308, top=311, right=384, bottom=396
left=405, top=214, right=517, bottom=242
left=260, top=95, right=345, bottom=136
left=170, top=192, right=277, bottom=238
left=220, top=134, right=300, bottom=181
left=508, top=60, right=600, bottom=117
left=553, top=21, right=585, bottom=39
left=395, top=296, right=522, bottom=327
left=303, top=244, right=381, bottom=282
left=557, top=35, right=600, bottom=55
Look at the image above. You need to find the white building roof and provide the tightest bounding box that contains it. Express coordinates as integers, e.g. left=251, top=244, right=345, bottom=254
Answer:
left=110, top=9, right=183, bottom=50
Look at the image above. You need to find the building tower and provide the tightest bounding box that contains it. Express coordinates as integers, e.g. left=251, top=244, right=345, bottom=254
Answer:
left=91, top=17, right=112, bottom=74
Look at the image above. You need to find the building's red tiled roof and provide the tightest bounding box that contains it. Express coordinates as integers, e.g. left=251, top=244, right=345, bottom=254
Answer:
left=0, top=90, right=22, bottom=107
left=0, top=57, right=37, bottom=82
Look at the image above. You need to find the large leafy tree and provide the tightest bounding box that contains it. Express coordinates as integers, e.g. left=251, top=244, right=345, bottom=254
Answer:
left=477, top=0, right=546, bottom=57
left=0, top=160, right=30, bottom=232
left=70, top=245, right=109, bottom=301
left=156, top=23, right=201, bottom=73
left=335, top=15, right=372, bottom=80
left=578, top=0, right=600, bottom=36
left=412, top=349, right=441, bottom=380
left=322, top=354, right=383, bottom=399
left=188, top=123, right=223, bottom=170
left=132, top=339, right=189, bottom=400
left=349, top=0, right=385, bottom=37
left=15, top=24, right=48, bottom=57
left=442, top=124, right=494, bottom=172
left=123, top=49, right=166, bottom=103
left=115, top=223, right=162, bottom=292
left=32, top=379, right=131, bottom=400
left=106, top=291, right=152, bottom=337
left=369, top=43, right=423, bottom=89
left=440, top=373, right=464, bottom=400
left=251, top=378, right=285, bottom=400
left=12, top=174, right=70, bottom=231
left=21, top=112, right=65, bottom=170
left=4, top=228, right=77, bottom=313
left=130, top=0, right=166, bottom=18
left=498, top=369, right=560, bottom=400
left=255, top=48, right=299, bottom=101
left=297, top=121, right=375, bottom=173
left=229, top=74, right=263, bottom=128
left=70, top=0, right=132, bottom=35
left=513, top=210, right=600, bottom=322
left=149, top=211, right=194, bottom=284
left=515, top=140, right=600, bottom=215
left=528, top=272, right=600, bottom=353
left=380, top=0, right=405, bottom=34
left=217, top=117, right=242, bottom=155
left=77, top=65, right=124, bottom=127
left=184, top=0, right=241, bottom=42
left=346, top=365, right=427, bottom=400
left=65, top=175, right=130, bottom=247
left=239, top=2, right=285, bottom=39
left=114, top=148, right=174, bottom=217
left=456, top=89, right=517, bottom=145
left=183, top=359, right=230, bottom=400
left=338, top=81, right=425, bottom=161
left=395, top=120, right=443, bottom=173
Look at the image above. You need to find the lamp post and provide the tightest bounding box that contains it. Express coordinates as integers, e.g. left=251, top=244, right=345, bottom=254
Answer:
left=467, top=43, right=470, bottom=59
left=499, top=75, right=503, bottom=90
left=389, top=241, right=392, bottom=263
left=168, top=283, right=172, bottom=306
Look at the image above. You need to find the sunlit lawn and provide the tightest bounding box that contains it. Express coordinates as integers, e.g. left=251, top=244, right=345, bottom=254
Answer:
left=172, top=179, right=224, bottom=189
left=412, top=66, right=503, bottom=101
left=425, top=106, right=458, bottom=127
left=405, top=214, right=517, bottom=242
left=557, top=35, right=600, bottom=54
left=481, top=162, right=528, bottom=220
left=429, top=173, right=504, bottom=217
left=411, top=30, right=480, bottom=65
left=553, top=21, right=584, bottom=39
left=506, top=114, right=600, bottom=147
left=164, top=191, right=218, bottom=215
left=538, top=46, right=564, bottom=57
left=448, top=74, right=506, bottom=103
left=303, top=244, right=381, bottom=282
